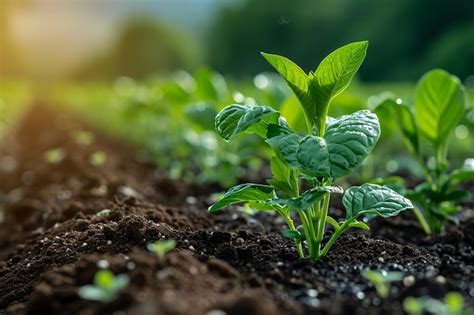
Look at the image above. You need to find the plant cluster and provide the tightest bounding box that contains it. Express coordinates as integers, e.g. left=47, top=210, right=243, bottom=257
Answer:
left=404, top=292, right=471, bottom=315
left=209, top=42, right=413, bottom=259
left=375, top=70, right=473, bottom=233
left=78, top=269, right=129, bottom=302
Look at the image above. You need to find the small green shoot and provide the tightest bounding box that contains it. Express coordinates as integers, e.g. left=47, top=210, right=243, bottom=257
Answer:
left=74, top=130, right=95, bottom=146
left=96, top=209, right=111, bottom=217
left=90, top=151, right=107, bottom=166
left=209, top=42, right=413, bottom=259
left=44, top=148, right=65, bottom=164
left=362, top=268, right=403, bottom=299
left=404, top=292, right=470, bottom=315
left=78, top=269, right=129, bottom=302
left=147, top=240, right=176, bottom=260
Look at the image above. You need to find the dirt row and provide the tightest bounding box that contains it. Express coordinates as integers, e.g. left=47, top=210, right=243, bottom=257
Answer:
left=0, top=105, right=472, bottom=315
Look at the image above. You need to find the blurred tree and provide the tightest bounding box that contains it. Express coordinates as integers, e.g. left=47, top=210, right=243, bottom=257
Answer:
left=76, top=18, right=201, bottom=79
left=208, top=0, right=474, bottom=81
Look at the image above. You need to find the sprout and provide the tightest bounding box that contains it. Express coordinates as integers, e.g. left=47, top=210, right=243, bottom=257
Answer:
left=78, top=269, right=129, bottom=302
left=147, top=240, right=176, bottom=261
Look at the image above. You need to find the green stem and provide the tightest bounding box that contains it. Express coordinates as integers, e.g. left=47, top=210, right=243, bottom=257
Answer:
left=314, top=193, right=330, bottom=257
left=319, top=220, right=351, bottom=258
left=300, top=210, right=317, bottom=258
left=278, top=209, right=305, bottom=259
left=412, top=206, right=432, bottom=235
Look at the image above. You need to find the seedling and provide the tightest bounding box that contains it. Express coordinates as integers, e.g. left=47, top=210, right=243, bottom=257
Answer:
left=404, top=292, right=470, bottom=315
left=78, top=269, right=129, bottom=302
left=376, top=70, right=472, bottom=234
left=147, top=240, right=176, bottom=260
left=96, top=208, right=111, bottom=217
left=89, top=151, right=107, bottom=166
left=362, top=268, right=403, bottom=299
left=44, top=148, right=65, bottom=164
left=209, top=42, right=413, bottom=259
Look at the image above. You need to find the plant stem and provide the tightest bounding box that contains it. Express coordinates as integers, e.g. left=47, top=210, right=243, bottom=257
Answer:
left=314, top=193, right=330, bottom=257
left=319, top=220, right=351, bottom=258
left=412, top=206, right=432, bottom=235
left=278, top=209, right=305, bottom=259
left=300, top=210, right=317, bottom=258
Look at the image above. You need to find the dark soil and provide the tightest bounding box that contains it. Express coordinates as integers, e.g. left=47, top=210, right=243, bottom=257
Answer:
left=0, top=105, right=473, bottom=315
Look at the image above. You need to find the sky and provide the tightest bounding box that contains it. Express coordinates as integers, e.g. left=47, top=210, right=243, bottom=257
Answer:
left=7, top=0, right=240, bottom=78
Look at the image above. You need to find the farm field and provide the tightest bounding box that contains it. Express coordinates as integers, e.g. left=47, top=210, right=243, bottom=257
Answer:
left=1, top=1, right=474, bottom=315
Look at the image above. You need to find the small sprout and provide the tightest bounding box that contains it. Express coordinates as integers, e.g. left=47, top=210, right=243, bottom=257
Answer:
left=78, top=269, right=129, bottom=302
left=74, top=130, right=94, bottom=146
left=96, top=209, right=111, bottom=217
left=44, top=148, right=65, bottom=164
left=404, top=292, right=469, bottom=315
left=362, top=268, right=403, bottom=299
left=147, top=240, right=176, bottom=260
left=89, top=151, right=107, bottom=166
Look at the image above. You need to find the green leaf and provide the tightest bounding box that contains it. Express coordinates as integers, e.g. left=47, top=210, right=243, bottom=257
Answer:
left=95, top=270, right=115, bottom=289
left=270, top=186, right=343, bottom=210
left=415, top=69, right=465, bottom=145
left=378, top=99, right=420, bottom=156
left=215, top=105, right=280, bottom=140
left=325, top=110, right=380, bottom=177
left=266, top=124, right=331, bottom=177
left=446, top=168, right=474, bottom=188
left=282, top=229, right=304, bottom=241
left=209, top=183, right=275, bottom=213
left=261, top=53, right=313, bottom=126
left=312, top=41, right=368, bottom=131
left=78, top=285, right=110, bottom=302
left=343, top=183, right=413, bottom=220
left=267, top=156, right=298, bottom=196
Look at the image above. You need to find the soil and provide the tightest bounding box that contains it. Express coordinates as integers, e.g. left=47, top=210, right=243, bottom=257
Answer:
left=0, top=105, right=473, bottom=315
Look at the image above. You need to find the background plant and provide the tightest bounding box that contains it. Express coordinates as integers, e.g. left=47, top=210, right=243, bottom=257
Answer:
left=374, top=70, right=473, bottom=234
left=404, top=292, right=471, bottom=315
left=361, top=268, right=403, bottom=299
left=78, top=269, right=129, bottom=302
left=209, top=42, right=413, bottom=259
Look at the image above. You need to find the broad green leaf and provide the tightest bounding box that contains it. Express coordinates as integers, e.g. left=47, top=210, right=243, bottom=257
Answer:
left=312, top=41, right=368, bottom=131
left=266, top=126, right=331, bottom=177
left=297, top=136, right=331, bottom=176
left=270, top=186, right=343, bottom=210
left=325, top=110, right=380, bottom=177
left=267, top=156, right=298, bottom=196
left=343, top=183, right=413, bottom=220
left=377, top=99, right=420, bottom=156
left=209, top=183, right=275, bottom=213
left=215, top=105, right=280, bottom=140
left=261, top=53, right=313, bottom=126
left=415, top=69, right=465, bottom=145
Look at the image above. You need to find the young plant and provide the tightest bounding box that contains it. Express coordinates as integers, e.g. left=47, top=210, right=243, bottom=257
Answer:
left=362, top=268, right=403, bottom=299
left=209, top=42, right=413, bottom=259
left=147, top=239, right=176, bottom=261
left=376, top=70, right=472, bottom=234
left=78, top=269, right=129, bottom=302
left=404, top=292, right=471, bottom=315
